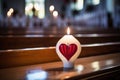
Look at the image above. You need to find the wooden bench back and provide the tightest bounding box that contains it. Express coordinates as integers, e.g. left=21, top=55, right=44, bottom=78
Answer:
left=0, top=42, right=120, bottom=68
left=0, top=34, right=120, bottom=50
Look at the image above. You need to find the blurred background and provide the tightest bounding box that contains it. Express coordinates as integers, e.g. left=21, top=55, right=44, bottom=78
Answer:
left=0, top=0, right=120, bottom=35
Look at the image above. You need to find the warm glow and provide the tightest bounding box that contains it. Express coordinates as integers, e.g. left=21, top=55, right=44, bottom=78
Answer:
left=91, top=61, right=100, bottom=71
left=49, top=5, right=54, bottom=12
left=67, top=27, right=70, bottom=35
left=75, top=65, right=84, bottom=72
left=7, top=11, right=12, bottom=17
left=53, top=11, right=58, bottom=18
left=9, top=8, right=14, bottom=13
left=7, top=8, right=14, bottom=17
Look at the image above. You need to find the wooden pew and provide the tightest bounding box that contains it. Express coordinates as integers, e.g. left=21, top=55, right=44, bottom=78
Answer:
left=0, top=42, right=120, bottom=68
left=0, top=33, right=120, bottom=50
left=0, top=34, right=120, bottom=79
left=0, top=25, right=119, bottom=35
left=0, top=27, right=26, bottom=35
left=0, top=52, right=120, bottom=80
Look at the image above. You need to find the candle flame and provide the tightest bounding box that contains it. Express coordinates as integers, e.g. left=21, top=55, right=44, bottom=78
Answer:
left=49, top=5, right=54, bottom=12
left=53, top=11, right=58, bottom=18
left=67, top=27, right=70, bottom=35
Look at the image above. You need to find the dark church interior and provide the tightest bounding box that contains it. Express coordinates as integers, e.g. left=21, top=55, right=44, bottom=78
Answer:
left=0, top=0, right=120, bottom=80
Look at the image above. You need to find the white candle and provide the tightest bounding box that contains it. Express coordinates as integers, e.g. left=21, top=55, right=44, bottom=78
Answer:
left=53, top=11, right=58, bottom=18
left=56, top=27, right=81, bottom=68
left=49, top=5, right=54, bottom=13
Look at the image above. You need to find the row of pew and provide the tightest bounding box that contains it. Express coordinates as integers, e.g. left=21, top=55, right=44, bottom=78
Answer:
left=0, top=33, right=120, bottom=50
left=0, top=33, right=120, bottom=68
left=0, top=32, right=120, bottom=80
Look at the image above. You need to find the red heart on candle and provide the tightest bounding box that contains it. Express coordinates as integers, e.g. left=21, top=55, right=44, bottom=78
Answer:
left=59, top=44, right=77, bottom=60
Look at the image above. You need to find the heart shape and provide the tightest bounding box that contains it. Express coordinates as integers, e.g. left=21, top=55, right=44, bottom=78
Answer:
left=59, top=44, right=77, bottom=60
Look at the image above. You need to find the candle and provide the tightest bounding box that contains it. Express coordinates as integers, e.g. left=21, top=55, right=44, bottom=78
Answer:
left=7, top=8, right=14, bottom=17
left=49, top=5, right=54, bottom=13
left=56, top=27, right=81, bottom=69
left=53, top=11, right=58, bottom=18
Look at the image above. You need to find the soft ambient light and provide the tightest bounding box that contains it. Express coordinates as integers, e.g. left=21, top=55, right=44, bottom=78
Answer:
left=7, top=8, right=14, bottom=17
left=49, top=5, right=54, bottom=12
left=56, top=27, right=81, bottom=69
left=53, top=11, right=58, bottom=18
left=9, top=8, right=14, bottom=13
